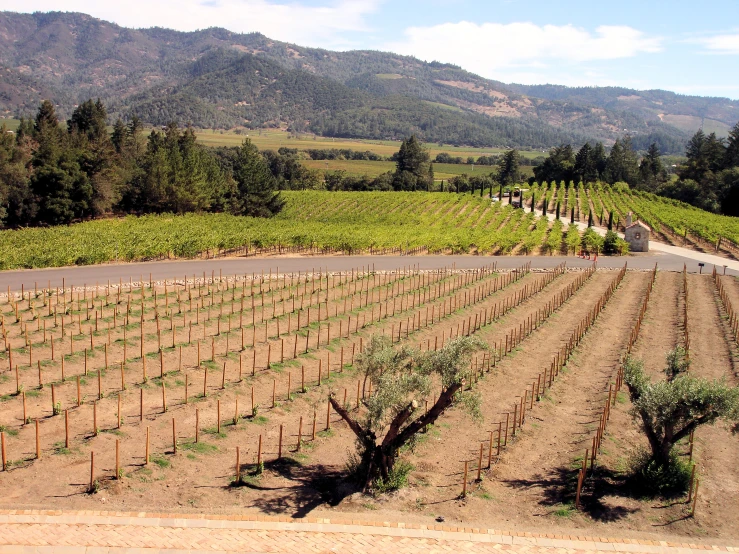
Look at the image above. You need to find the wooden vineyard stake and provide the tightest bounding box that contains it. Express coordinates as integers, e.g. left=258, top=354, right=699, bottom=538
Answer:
left=35, top=419, right=40, bottom=459
left=195, top=409, right=200, bottom=443
left=117, top=394, right=122, bottom=429
left=278, top=424, right=283, bottom=459
left=172, top=418, right=177, bottom=454
left=140, top=389, right=144, bottom=421
left=145, top=426, right=150, bottom=465
left=257, top=434, right=262, bottom=467
left=162, top=382, right=167, bottom=413
left=326, top=398, right=331, bottom=430
left=691, top=479, right=700, bottom=516
left=297, top=416, right=303, bottom=451
left=93, top=401, right=98, bottom=436
left=65, top=409, right=70, bottom=448
left=575, top=468, right=584, bottom=509
left=1, top=431, right=6, bottom=471
left=217, top=400, right=221, bottom=434
left=115, top=439, right=120, bottom=480
left=476, top=443, right=484, bottom=481
left=88, top=451, right=95, bottom=492
left=235, top=446, right=241, bottom=484
left=461, top=460, right=468, bottom=497
left=312, top=411, right=317, bottom=441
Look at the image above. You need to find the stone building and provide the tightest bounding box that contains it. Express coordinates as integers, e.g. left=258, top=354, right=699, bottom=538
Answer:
left=624, top=214, right=650, bottom=252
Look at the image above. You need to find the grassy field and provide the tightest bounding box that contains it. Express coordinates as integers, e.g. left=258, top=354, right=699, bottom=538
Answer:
left=195, top=129, right=546, bottom=159
left=300, top=159, right=533, bottom=180
left=1, top=118, right=20, bottom=131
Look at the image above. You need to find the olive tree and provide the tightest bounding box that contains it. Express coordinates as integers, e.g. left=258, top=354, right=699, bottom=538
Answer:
left=623, top=347, right=739, bottom=468
left=329, top=335, right=485, bottom=491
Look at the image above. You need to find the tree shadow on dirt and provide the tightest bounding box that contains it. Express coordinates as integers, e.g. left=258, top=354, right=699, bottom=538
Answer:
left=228, top=456, right=358, bottom=518
left=504, top=464, right=642, bottom=522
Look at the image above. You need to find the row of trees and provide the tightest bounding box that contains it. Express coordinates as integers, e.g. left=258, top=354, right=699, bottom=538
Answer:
left=0, top=100, right=284, bottom=227
left=530, top=123, right=739, bottom=216
left=661, top=127, right=739, bottom=215
left=532, top=137, right=667, bottom=191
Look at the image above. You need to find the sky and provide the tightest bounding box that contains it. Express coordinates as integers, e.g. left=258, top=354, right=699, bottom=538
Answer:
left=3, top=0, right=739, bottom=99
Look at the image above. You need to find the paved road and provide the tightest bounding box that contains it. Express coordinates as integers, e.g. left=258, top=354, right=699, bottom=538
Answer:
left=0, top=510, right=734, bottom=553
left=0, top=252, right=734, bottom=291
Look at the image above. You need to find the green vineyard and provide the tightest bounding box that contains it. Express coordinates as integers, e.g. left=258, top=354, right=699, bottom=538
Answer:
left=0, top=187, right=737, bottom=269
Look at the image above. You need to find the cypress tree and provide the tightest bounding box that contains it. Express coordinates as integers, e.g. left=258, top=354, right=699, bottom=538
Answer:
left=556, top=201, right=561, bottom=220
left=571, top=207, right=575, bottom=224
left=531, top=193, right=536, bottom=212
left=608, top=210, right=614, bottom=231
left=588, top=210, right=594, bottom=227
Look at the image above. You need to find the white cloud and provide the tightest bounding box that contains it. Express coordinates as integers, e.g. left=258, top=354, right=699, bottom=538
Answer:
left=2, top=0, right=381, bottom=49
left=699, top=34, right=739, bottom=54
left=385, top=21, right=662, bottom=84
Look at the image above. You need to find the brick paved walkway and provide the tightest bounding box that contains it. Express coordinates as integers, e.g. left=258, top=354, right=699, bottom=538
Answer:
left=0, top=511, right=736, bottom=554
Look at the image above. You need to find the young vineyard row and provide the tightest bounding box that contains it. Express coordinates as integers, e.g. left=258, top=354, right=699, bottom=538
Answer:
left=0, top=188, right=737, bottom=269
left=0, top=263, right=736, bottom=536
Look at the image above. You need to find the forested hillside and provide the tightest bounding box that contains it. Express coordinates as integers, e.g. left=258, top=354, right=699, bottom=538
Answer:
left=0, top=11, right=737, bottom=151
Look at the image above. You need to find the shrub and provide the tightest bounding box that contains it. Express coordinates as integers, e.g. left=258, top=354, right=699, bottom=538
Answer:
left=627, top=448, right=692, bottom=497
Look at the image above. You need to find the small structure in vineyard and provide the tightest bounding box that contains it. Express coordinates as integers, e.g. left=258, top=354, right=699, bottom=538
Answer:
left=624, top=212, right=650, bottom=252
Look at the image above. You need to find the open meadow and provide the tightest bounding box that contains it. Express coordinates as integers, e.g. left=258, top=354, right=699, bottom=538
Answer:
left=0, top=261, right=736, bottom=541
left=195, top=128, right=546, bottom=160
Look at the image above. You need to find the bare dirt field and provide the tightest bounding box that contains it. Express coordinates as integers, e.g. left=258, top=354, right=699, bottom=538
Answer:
left=0, top=264, right=737, bottom=544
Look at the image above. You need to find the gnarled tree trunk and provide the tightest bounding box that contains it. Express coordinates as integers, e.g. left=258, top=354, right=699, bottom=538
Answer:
left=330, top=382, right=462, bottom=490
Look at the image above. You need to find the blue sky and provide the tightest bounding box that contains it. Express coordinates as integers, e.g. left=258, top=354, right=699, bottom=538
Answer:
left=4, top=0, right=739, bottom=98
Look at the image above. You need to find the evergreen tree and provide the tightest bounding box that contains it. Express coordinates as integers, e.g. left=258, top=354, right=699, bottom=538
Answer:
left=608, top=210, right=614, bottom=231
left=638, top=142, right=667, bottom=191
left=603, top=137, right=639, bottom=185
left=725, top=122, right=739, bottom=169
left=592, top=142, right=608, bottom=177
left=67, top=99, right=108, bottom=143
left=497, top=149, right=520, bottom=186
left=111, top=118, right=127, bottom=154
left=231, top=139, right=284, bottom=217
left=574, top=143, right=598, bottom=183
left=392, top=135, right=432, bottom=191
left=533, top=144, right=574, bottom=184
left=555, top=201, right=560, bottom=220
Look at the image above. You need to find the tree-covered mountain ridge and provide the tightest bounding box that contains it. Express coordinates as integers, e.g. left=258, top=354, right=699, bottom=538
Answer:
left=1, top=10, right=737, bottom=152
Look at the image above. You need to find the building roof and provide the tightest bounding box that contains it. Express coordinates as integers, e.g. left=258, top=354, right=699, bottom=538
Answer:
left=625, top=220, right=651, bottom=232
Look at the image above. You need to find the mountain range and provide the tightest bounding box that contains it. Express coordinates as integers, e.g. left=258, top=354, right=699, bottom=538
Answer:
left=1, top=11, right=737, bottom=153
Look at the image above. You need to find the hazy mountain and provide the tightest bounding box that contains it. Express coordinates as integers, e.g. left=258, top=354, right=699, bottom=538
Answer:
left=1, top=11, right=736, bottom=152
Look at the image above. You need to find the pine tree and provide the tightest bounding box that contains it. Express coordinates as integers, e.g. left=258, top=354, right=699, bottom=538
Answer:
left=231, top=139, right=284, bottom=217
left=725, top=122, right=739, bottom=168
left=497, top=149, right=520, bottom=186
left=111, top=119, right=127, bottom=154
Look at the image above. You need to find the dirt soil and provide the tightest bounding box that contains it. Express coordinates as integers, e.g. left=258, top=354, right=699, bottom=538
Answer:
left=0, top=268, right=737, bottom=545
